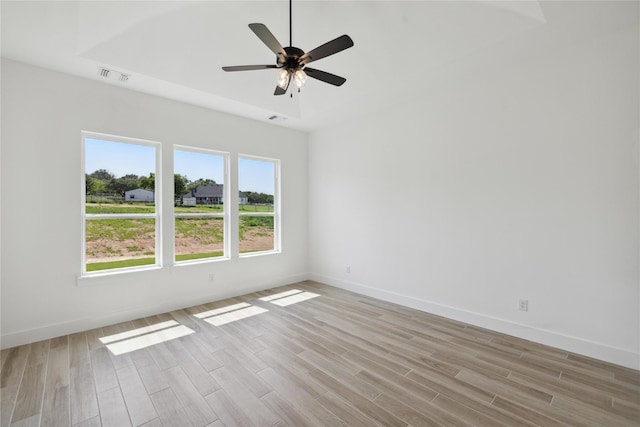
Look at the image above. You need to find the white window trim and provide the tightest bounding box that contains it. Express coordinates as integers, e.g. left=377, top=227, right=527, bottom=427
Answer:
left=238, top=154, right=281, bottom=257
left=173, top=145, right=230, bottom=265
left=81, top=131, right=162, bottom=276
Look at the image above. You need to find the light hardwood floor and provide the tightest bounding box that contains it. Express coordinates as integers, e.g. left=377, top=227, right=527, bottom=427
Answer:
left=2, top=281, right=639, bottom=426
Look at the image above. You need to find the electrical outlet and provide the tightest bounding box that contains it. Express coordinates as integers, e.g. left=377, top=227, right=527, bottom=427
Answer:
left=346, top=266, right=351, bottom=274
left=209, top=273, right=216, bottom=283
left=518, top=299, right=529, bottom=312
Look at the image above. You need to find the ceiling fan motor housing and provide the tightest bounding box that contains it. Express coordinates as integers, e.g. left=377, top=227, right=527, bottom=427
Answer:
left=279, top=46, right=305, bottom=69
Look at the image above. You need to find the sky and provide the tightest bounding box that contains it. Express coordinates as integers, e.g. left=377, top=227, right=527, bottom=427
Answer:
left=85, top=138, right=275, bottom=194
left=239, top=157, right=275, bottom=195
left=174, top=148, right=224, bottom=183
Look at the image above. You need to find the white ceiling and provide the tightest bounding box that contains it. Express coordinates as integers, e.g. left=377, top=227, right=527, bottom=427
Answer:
left=2, top=1, right=637, bottom=132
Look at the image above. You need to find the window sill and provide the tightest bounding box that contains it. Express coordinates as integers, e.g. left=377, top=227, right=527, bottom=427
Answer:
left=174, top=256, right=230, bottom=267
left=239, top=250, right=281, bottom=259
left=77, top=265, right=162, bottom=287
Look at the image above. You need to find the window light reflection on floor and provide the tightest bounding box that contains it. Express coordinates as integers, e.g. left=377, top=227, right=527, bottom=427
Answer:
left=269, top=291, right=319, bottom=307
left=258, top=289, right=303, bottom=302
left=203, top=305, right=269, bottom=326
left=100, top=321, right=195, bottom=356
left=193, top=302, right=251, bottom=319
left=99, top=320, right=179, bottom=344
left=193, top=302, right=268, bottom=326
left=259, top=288, right=320, bottom=306
left=193, top=288, right=321, bottom=327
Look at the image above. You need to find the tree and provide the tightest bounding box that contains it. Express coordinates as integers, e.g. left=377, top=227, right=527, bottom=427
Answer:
left=174, top=174, right=188, bottom=200
left=85, top=174, right=104, bottom=195
left=89, top=169, right=115, bottom=181
left=112, top=174, right=140, bottom=195
left=139, top=173, right=155, bottom=191
left=86, top=170, right=112, bottom=194
left=244, top=191, right=274, bottom=204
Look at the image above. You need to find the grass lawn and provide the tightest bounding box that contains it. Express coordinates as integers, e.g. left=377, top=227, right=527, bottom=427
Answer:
left=175, top=251, right=224, bottom=262
left=86, top=257, right=156, bottom=272
left=86, top=204, right=155, bottom=214
left=87, top=251, right=226, bottom=272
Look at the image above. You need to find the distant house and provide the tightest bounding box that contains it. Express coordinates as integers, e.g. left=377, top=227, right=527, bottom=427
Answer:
left=125, top=188, right=154, bottom=202
left=182, top=184, right=248, bottom=205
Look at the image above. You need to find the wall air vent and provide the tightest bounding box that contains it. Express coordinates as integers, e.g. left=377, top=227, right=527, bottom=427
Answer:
left=97, top=66, right=129, bottom=83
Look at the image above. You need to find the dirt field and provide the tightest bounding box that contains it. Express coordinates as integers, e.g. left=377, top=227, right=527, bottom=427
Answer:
left=86, top=228, right=274, bottom=263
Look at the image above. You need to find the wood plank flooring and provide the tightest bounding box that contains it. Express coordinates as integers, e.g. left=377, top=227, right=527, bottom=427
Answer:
left=1, top=281, right=639, bottom=426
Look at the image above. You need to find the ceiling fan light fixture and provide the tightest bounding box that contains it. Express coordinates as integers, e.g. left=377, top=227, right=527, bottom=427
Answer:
left=277, top=68, right=290, bottom=89
left=293, top=69, right=307, bottom=90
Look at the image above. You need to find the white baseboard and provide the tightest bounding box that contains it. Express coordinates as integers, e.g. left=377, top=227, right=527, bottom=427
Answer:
left=1, top=272, right=309, bottom=350
left=309, top=272, right=640, bottom=371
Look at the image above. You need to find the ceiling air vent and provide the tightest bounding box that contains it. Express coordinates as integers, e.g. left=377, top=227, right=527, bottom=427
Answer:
left=268, top=115, right=287, bottom=122
left=98, top=67, right=111, bottom=78
left=97, top=66, right=129, bottom=83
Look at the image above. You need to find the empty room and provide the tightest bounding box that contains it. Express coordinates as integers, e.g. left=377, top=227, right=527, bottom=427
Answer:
left=1, top=1, right=638, bottom=426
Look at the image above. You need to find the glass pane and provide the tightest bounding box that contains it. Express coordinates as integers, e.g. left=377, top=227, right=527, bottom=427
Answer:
left=174, top=149, right=225, bottom=210
left=85, top=138, right=156, bottom=213
left=239, top=216, right=274, bottom=254
left=238, top=157, right=275, bottom=210
left=175, top=217, right=224, bottom=262
left=85, top=218, right=156, bottom=272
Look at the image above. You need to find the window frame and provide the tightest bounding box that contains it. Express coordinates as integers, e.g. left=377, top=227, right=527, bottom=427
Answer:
left=173, top=145, right=230, bottom=265
left=81, top=131, right=162, bottom=276
left=238, top=154, right=281, bottom=257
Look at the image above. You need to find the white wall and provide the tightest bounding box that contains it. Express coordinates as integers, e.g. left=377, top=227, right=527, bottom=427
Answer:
left=309, top=24, right=639, bottom=369
left=1, top=59, right=308, bottom=348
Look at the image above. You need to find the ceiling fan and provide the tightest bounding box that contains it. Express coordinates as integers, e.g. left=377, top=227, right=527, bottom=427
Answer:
left=222, top=0, right=354, bottom=96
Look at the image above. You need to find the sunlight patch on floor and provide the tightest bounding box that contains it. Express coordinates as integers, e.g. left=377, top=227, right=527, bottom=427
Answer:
left=201, top=305, right=269, bottom=326
left=259, top=288, right=320, bottom=307
left=192, top=301, right=269, bottom=326
left=193, top=302, right=251, bottom=319
left=99, top=320, right=179, bottom=344
left=259, top=289, right=302, bottom=302
left=269, top=292, right=320, bottom=307
left=101, top=321, right=195, bottom=355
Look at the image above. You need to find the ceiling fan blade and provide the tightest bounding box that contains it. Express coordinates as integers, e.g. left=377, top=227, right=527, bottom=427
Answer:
left=249, top=23, right=286, bottom=57
left=222, top=65, right=279, bottom=72
left=304, top=68, right=347, bottom=86
left=300, top=35, right=354, bottom=65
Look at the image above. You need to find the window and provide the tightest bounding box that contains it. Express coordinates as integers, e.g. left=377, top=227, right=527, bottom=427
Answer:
left=174, top=147, right=228, bottom=263
left=82, top=133, right=160, bottom=274
left=238, top=156, right=280, bottom=255
left=82, top=131, right=280, bottom=276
